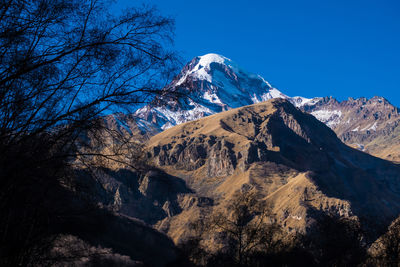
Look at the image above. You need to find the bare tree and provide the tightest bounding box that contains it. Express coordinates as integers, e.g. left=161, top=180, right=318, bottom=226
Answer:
left=210, top=191, right=282, bottom=266
left=304, top=212, right=366, bottom=267
left=0, top=0, right=179, bottom=160
left=182, top=191, right=287, bottom=267
left=0, top=0, right=179, bottom=265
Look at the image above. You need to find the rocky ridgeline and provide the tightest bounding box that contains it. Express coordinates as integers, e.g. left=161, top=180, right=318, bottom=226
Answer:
left=144, top=99, right=400, bottom=240
left=301, top=96, right=400, bottom=161
left=148, top=99, right=339, bottom=177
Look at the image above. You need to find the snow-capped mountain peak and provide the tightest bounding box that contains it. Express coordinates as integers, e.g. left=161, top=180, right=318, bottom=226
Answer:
left=135, top=53, right=319, bottom=131
left=176, top=53, right=271, bottom=88
left=176, top=53, right=230, bottom=85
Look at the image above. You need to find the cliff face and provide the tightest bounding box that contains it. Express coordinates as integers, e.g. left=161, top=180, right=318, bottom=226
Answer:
left=148, top=99, right=336, bottom=175
left=143, top=99, right=400, bottom=242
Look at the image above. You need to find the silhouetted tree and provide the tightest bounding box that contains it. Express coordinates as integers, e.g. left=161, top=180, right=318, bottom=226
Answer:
left=0, top=0, right=179, bottom=162
left=180, top=192, right=370, bottom=267
left=209, top=191, right=282, bottom=266
left=182, top=191, right=298, bottom=267
left=0, top=0, right=179, bottom=265
left=305, top=213, right=366, bottom=267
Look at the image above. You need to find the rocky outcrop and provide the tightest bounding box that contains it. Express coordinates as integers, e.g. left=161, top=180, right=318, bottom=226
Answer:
left=77, top=168, right=192, bottom=225
left=151, top=135, right=238, bottom=177
left=148, top=99, right=340, bottom=177
left=206, top=139, right=237, bottom=177
left=146, top=99, right=400, bottom=241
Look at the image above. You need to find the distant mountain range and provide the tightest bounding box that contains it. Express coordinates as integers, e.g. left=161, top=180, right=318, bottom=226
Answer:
left=301, top=96, right=400, bottom=162
left=129, top=53, right=400, bottom=162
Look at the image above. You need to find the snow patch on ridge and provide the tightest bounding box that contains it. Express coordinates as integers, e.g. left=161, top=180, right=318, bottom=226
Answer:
left=361, top=122, right=378, bottom=131
left=291, top=96, right=323, bottom=107
left=203, top=91, right=223, bottom=105
left=152, top=101, right=214, bottom=130
left=311, top=109, right=342, bottom=128
left=355, top=143, right=365, bottom=151
left=261, top=88, right=289, bottom=101
left=368, top=122, right=378, bottom=131
left=256, top=74, right=272, bottom=88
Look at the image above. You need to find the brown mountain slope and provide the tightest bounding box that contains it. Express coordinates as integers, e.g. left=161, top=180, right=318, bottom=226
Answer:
left=146, top=98, right=400, bottom=241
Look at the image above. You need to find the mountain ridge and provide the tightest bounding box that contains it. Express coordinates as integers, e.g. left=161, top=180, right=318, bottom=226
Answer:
left=299, top=96, right=400, bottom=161
left=131, top=53, right=400, bottom=161
left=144, top=98, right=400, bottom=242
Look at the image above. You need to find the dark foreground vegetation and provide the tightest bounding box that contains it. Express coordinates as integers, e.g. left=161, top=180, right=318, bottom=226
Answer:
left=174, top=191, right=400, bottom=267
left=1, top=0, right=400, bottom=266
left=0, top=0, right=180, bottom=265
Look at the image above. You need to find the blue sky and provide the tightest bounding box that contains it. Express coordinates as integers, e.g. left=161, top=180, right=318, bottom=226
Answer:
left=118, top=0, right=400, bottom=106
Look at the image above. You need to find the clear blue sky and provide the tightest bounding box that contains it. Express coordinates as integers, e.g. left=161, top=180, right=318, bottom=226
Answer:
left=118, top=0, right=400, bottom=106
